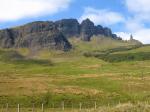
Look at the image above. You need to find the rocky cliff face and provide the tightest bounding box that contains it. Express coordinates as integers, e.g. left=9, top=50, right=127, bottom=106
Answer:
left=15, top=30, right=72, bottom=51
left=0, top=29, right=13, bottom=48
left=80, top=19, right=95, bottom=41
left=55, top=19, right=80, bottom=38
left=0, top=18, right=122, bottom=50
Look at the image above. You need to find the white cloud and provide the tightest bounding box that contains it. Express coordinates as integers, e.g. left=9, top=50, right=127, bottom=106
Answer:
left=125, top=19, right=144, bottom=32
left=125, top=0, right=150, bottom=22
left=115, top=32, right=131, bottom=40
left=133, top=29, right=150, bottom=44
left=79, top=7, right=125, bottom=26
left=116, top=29, right=150, bottom=44
left=116, top=0, right=150, bottom=44
left=125, top=0, right=150, bottom=14
left=0, top=0, right=72, bottom=22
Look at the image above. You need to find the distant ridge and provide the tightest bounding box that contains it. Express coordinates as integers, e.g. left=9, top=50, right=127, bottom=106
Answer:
left=0, top=18, right=140, bottom=51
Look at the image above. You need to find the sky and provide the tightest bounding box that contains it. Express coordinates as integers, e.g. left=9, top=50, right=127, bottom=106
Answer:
left=0, top=0, right=150, bottom=44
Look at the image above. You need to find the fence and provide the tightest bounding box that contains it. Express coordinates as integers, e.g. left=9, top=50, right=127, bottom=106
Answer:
left=1, top=102, right=97, bottom=112
left=0, top=101, right=150, bottom=112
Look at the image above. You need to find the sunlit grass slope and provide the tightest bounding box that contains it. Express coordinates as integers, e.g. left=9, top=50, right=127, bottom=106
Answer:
left=0, top=36, right=149, bottom=108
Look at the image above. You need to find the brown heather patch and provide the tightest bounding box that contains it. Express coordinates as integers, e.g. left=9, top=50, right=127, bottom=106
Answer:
left=51, top=86, right=103, bottom=96
left=79, top=64, right=101, bottom=69
left=0, top=76, right=50, bottom=96
left=75, top=73, right=120, bottom=79
left=77, top=74, right=100, bottom=78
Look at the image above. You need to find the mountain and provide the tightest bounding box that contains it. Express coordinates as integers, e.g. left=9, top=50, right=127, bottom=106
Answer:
left=0, top=18, right=138, bottom=51
left=55, top=18, right=122, bottom=40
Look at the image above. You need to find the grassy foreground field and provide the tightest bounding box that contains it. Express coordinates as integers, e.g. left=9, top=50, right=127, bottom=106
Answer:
left=0, top=37, right=150, bottom=111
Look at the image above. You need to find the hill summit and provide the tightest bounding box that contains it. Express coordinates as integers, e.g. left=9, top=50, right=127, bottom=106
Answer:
left=0, top=18, right=127, bottom=51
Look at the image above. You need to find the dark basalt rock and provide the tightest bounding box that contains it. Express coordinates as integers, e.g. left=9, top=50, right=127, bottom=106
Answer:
left=95, top=25, right=104, bottom=35
left=112, top=34, right=117, bottom=39
left=15, top=21, right=56, bottom=35
left=15, top=30, right=71, bottom=51
left=80, top=19, right=95, bottom=41
left=103, top=27, right=112, bottom=37
left=0, top=21, right=71, bottom=51
left=0, top=29, right=14, bottom=48
left=55, top=19, right=80, bottom=38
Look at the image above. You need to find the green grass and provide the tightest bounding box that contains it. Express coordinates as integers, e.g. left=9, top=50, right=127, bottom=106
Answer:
left=69, top=36, right=140, bottom=52
left=0, top=37, right=150, bottom=109
left=83, top=44, right=150, bottom=62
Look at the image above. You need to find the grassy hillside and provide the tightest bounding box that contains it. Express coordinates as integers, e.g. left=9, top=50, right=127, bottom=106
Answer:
left=84, top=44, right=150, bottom=62
left=69, top=36, right=141, bottom=52
left=0, top=37, right=149, bottom=111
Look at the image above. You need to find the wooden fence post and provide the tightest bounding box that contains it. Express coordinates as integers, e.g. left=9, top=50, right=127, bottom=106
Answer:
left=32, top=103, right=34, bottom=112
left=17, top=104, right=20, bottom=112
left=79, top=102, right=82, bottom=111
left=71, top=102, right=73, bottom=110
left=62, top=101, right=64, bottom=111
left=6, top=103, right=8, bottom=112
left=119, top=100, right=121, bottom=105
left=42, top=103, right=44, bottom=112
left=94, top=101, right=97, bottom=110
left=108, top=103, right=110, bottom=108
left=52, top=103, right=55, bottom=109
left=1, top=105, right=2, bottom=112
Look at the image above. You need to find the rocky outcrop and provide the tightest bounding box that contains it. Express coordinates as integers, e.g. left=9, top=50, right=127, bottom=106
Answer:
left=128, top=35, right=142, bottom=45
left=55, top=19, right=80, bottom=38
left=0, top=29, right=15, bottom=48
left=0, top=18, right=122, bottom=50
left=50, top=19, right=121, bottom=41
left=95, top=25, right=104, bottom=35
left=0, top=29, right=71, bottom=51
left=103, top=27, right=112, bottom=37
left=80, top=19, right=95, bottom=41
left=0, top=21, right=72, bottom=51
left=14, top=21, right=56, bottom=36
left=15, top=30, right=72, bottom=51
